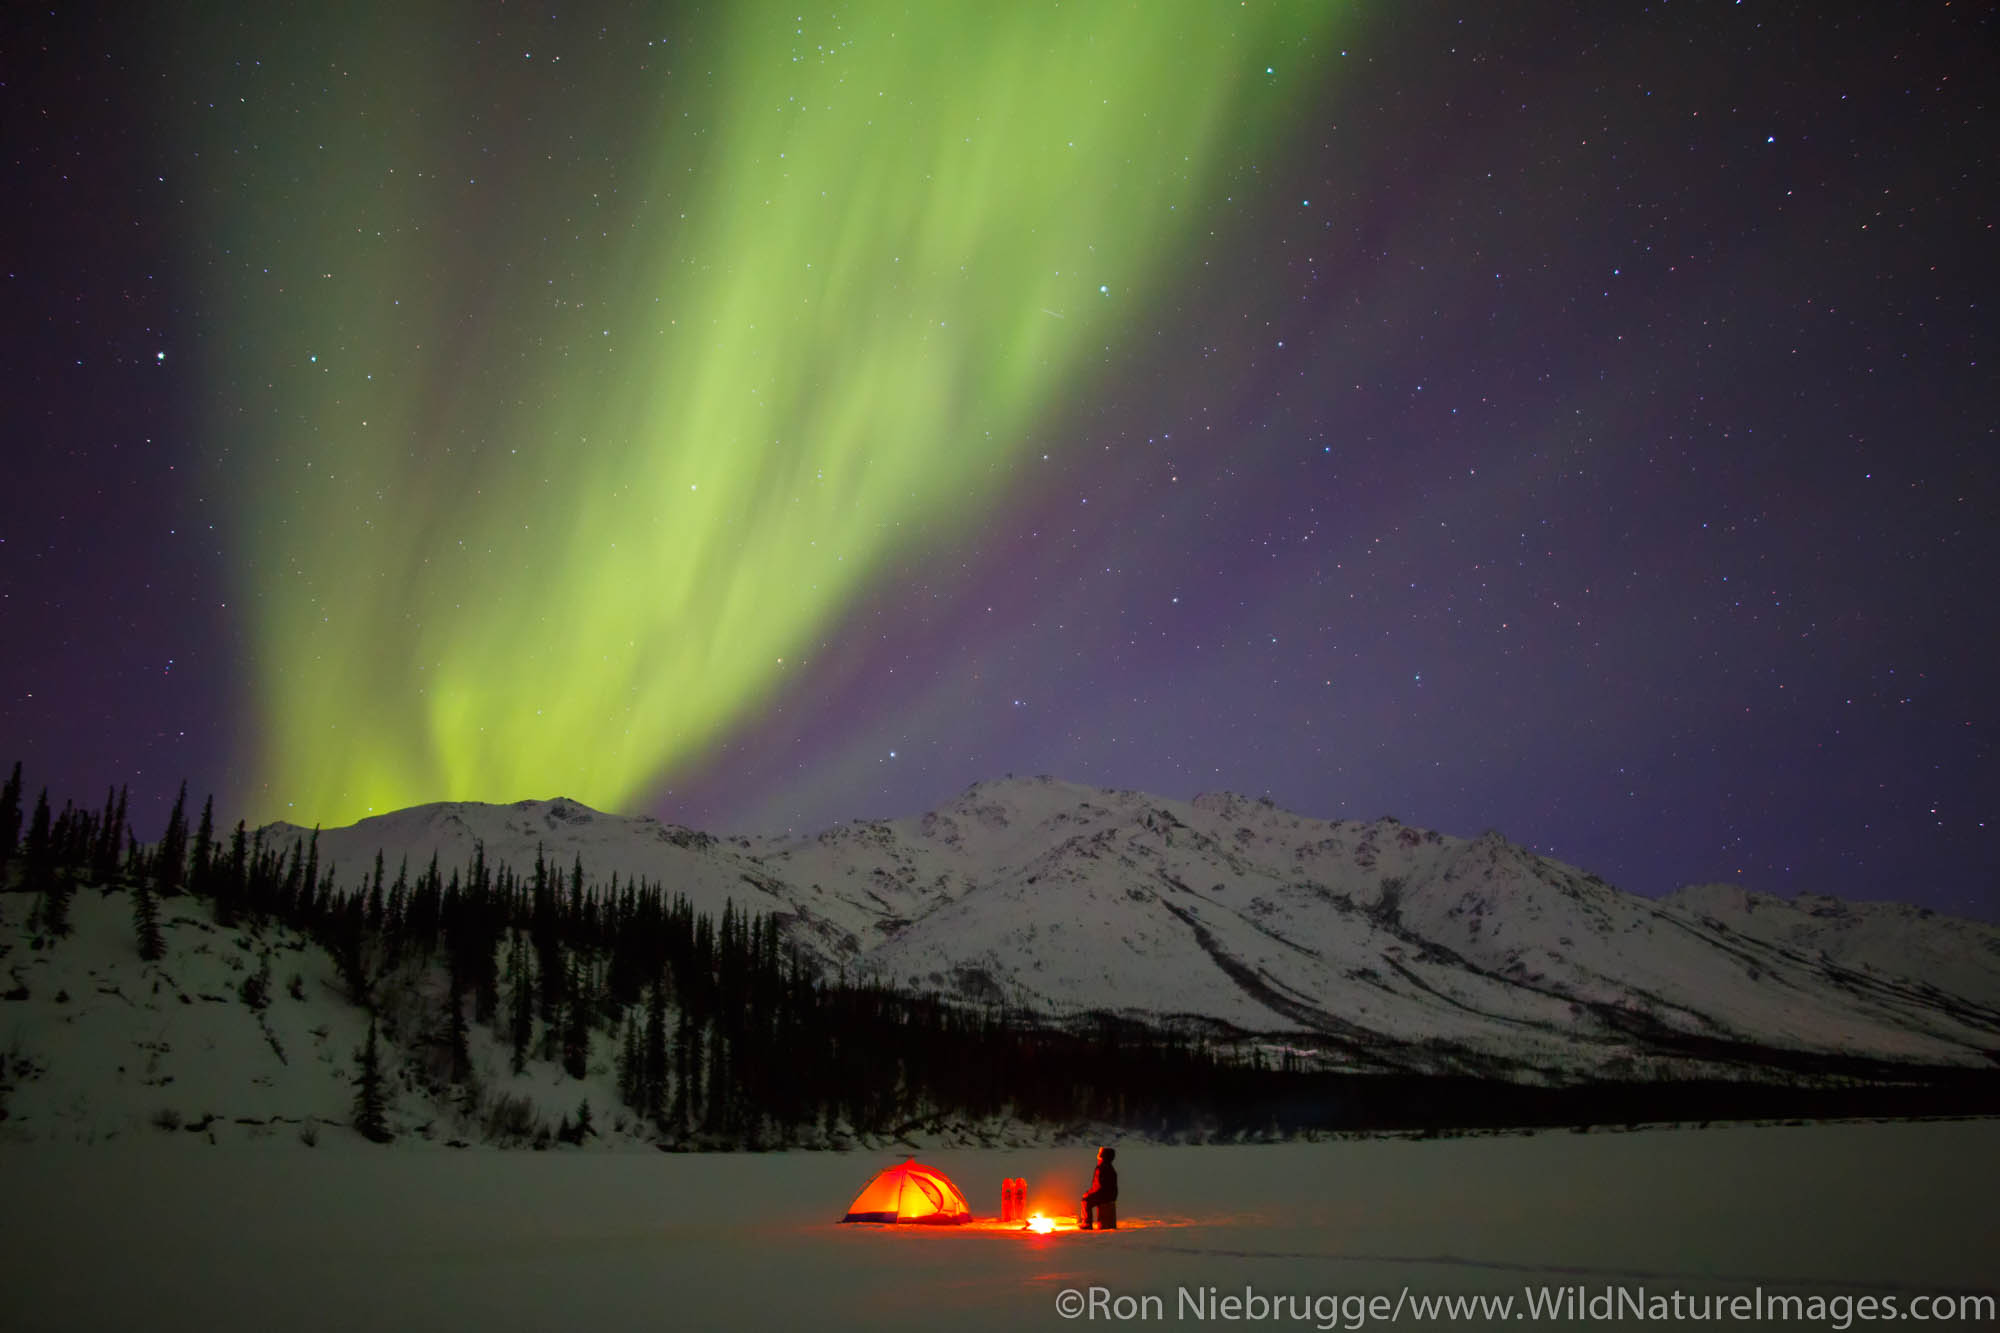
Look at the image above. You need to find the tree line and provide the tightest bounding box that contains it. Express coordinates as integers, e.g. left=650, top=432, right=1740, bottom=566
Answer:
left=14, top=761, right=1991, bottom=1145
left=0, top=761, right=1323, bottom=1145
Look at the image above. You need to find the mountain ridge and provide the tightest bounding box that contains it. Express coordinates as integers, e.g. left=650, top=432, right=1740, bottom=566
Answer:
left=256, top=777, right=2000, bottom=1082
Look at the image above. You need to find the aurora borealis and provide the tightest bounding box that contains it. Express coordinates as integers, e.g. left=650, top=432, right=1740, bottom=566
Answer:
left=4, top=1, right=1995, bottom=913
left=197, top=2, right=1345, bottom=823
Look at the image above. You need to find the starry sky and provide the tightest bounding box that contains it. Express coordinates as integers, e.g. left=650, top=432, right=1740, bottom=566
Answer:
left=3, top=1, right=1993, bottom=915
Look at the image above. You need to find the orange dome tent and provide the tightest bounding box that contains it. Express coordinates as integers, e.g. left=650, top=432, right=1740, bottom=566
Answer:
left=839, top=1159, right=973, bottom=1225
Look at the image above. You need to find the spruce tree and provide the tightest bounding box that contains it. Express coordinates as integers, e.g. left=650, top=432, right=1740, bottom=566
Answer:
left=133, top=879, right=165, bottom=962
left=0, top=759, right=21, bottom=875
left=540, top=951, right=566, bottom=1066
left=562, top=958, right=590, bottom=1080
left=215, top=821, right=248, bottom=925
left=532, top=851, right=562, bottom=1026
left=617, top=1014, right=641, bottom=1110
left=670, top=1005, right=692, bottom=1136
left=24, top=791, right=63, bottom=933
left=468, top=850, right=499, bottom=1024
left=446, top=954, right=473, bottom=1086
left=703, top=1030, right=728, bottom=1137
left=155, top=783, right=189, bottom=894
left=23, top=789, right=52, bottom=877
left=91, top=786, right=121, bottom=884
left=48, top=799, right=78, bottom=876
left=189, top=795, right=215, bottom=896
left=508, top=935, right=533, bottom=1076
left=239, top=954, right=272, bottom=1010
left=42, top=880, right=73, bottom=937
left=245, top=826, right=268, bottom=918
left=94, top=785, right=129, bottom=885
left=682, top=1013, right=703, bottom=1137
left=273, top=839, right=302, bottom=923
left=310, top=859, right=337, bottom=929
left=332, top=905, right=369, bottom=1003
left=644, top=977, right=669, bottom=1128
left=301, top=827, right=320, bottom=918
left=448, top=984, right=474, bottom=1087
left=354, top=1018, right=392, bottom=1143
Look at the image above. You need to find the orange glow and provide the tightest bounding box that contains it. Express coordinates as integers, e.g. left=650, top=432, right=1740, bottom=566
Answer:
left=951, top=1212, right=1176, bottom=1235
left=838, top=1160, right=973, bottom=1225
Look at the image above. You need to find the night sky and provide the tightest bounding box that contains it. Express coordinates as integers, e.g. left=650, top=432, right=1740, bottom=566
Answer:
left=3, top=2, right=1993, bottom=915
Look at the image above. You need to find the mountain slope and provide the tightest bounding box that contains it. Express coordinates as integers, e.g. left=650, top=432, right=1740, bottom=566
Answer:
left=251, top=779, right=2000, bottom=1081
left=262, top=799, right=792, bottom=924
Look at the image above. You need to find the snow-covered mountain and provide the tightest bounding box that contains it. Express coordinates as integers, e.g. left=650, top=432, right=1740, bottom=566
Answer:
left=0, top=886, right=1068, bottom=1150
left=262, top=797, right=793, bottom=924
left=259, top=777, right=2000, bottom=1081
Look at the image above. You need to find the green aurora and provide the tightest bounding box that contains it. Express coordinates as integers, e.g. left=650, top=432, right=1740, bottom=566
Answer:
left=191, top=3, right=1345, bottom=823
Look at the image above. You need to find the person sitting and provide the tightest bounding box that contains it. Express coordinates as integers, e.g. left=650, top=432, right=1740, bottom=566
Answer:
left=1080, top=1146, right=1118, bottom=1230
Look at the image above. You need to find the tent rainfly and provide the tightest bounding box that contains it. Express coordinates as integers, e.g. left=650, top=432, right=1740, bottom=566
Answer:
left=839, top=1160, right=973, bottom=1225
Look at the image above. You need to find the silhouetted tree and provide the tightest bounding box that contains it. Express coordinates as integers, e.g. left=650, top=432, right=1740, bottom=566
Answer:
left=643, top=976, right=669, bottom=1128
left=24, top=791, right=63, bottom=934
left=703, top=1025, right=728, bottom=1136
left=90, top=787, right=117, bottom=884
left=214, top=821, right=248, bottom=925
left=507, top=933, right=533, bottom=1076
left=189, top=795, right=215, bottom=896
left=0, top=758, right=1443, bottom=1145
left=154, top=783, right=189, bottom=894
left=91, top=785, right=127, bottom=885
left=447, top=962, right=473, bottom=1087
left=0, top=760, right=21, bottom=875
left=133, top=879, right=165, bottom=961
left=562, top=958, right=590, bottom=1080
left=240, top=955, right=272, bottom=1010
left=532, top=851, right=562, bottom=1032
left=671, top=1005, right=694, bottom=1136
left=300, top=827, right=320, bottom=921
left=617, top=1013, right=641, bottom=1110
left=354, top=1018, right=392, bottom=1143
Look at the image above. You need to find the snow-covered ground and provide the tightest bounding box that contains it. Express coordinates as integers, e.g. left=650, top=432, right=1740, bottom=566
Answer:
left=4, top=1120, right=1994, bottom=1331
left=255, top=780, right=2000, bottom=1078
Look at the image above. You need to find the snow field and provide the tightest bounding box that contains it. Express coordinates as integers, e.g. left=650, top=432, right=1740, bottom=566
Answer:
left=3, top=1119, right=1994, bottom=1332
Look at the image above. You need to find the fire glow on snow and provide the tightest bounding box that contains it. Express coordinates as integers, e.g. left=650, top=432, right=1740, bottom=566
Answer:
left=839, top=1159, right=1153, bottom=1234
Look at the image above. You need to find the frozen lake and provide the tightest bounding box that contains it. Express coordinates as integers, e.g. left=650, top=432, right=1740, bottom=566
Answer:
left=4, top=1119, right=1995, bottom=1331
